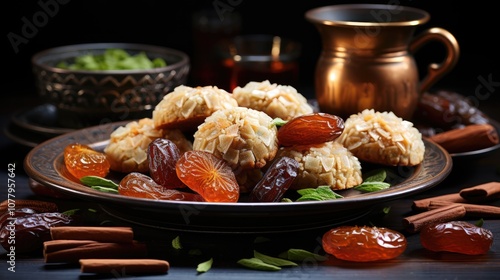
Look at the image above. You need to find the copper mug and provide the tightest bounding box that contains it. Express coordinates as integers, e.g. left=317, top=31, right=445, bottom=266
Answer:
left=305, top=4, right=460, bottom=119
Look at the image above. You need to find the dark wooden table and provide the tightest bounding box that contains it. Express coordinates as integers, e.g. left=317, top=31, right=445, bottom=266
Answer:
left=1, top=95, right=500, bottom=279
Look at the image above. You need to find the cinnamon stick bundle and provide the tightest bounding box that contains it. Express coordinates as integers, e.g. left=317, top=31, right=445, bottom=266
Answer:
left=402, top=203, right=466, bottom=233
left=412, top=193, right=466, bottom=211
left=50, top=226, right=134, bottom=243
left=428, top=124, right=499, bottom=153
left=406, top=181, right=500, bottom=232
left=412, top=182, right=500, bottom=211
left=80, top=259, right=170, bottom=274
left=44, top=241, right=147, bottom=263
left=427, top=201, right=500, bottom=218
left=44, top=240, right=98, bottom=253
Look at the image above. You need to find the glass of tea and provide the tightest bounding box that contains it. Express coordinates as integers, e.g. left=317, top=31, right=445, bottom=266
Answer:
left=191, top=9, right=241, bottom=87
left=217, top=35, right=301, bottom=91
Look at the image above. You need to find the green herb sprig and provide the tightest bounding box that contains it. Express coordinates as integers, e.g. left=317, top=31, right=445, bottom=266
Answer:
left=271, top=117, right=287, bottom=127
left=80, top=176, right=119, bottom=194
left=237, top=249, right=325, bottom=271
left=296, top=186, right=343, bottom=201
left=237, top=258, right=281, bottom=271
left=197, top=258, right=213, bottom=273
left=253, top=250, right=298, bottom=267
left=354, top=169, right=391, bottom=193
left=278, top=248, right=328, bottom=262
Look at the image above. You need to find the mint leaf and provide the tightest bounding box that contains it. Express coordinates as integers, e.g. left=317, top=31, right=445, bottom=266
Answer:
left=62, top=208, right=80, bottom=216
left=172, top=236, right=182, bottom=250
left=354, top=169, right=392, bottom=193
left=90, top=186, right=119, bottom=194
left=254, top=250, right=298, bottom=267
left=197, top=258, right=213, bottom=273
left=354, top=182, right=390, bottom=192
left=81, top=176, right=119, bottom=189
left=271, top=117, right=287, bottom=127
left=315, top=186, right=343, bottom=198
left=280, top=249, right=327, bottom=262
left=237, top=258, right=281, bottom=271
left=362, top=169, right=387, bottom=182
left=296, top=186, right=343, bottom=201
left=475, top=218, right=484, bottom=227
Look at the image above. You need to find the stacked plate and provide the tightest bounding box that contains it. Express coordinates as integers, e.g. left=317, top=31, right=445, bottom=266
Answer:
left=4, top=103, right=74, bottom=147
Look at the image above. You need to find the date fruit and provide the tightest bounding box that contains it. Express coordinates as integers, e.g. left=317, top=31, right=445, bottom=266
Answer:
left=278, top=113, right=344, bottom=147
left=420, top=221, right=493, bottom=255
left=249, top=157, right=299, bottom=202
left=322, top=225, right=407, bottom=262
left=414, top=91, right=490, bottom=135
left=119, top=172, right=203, bottom=201
left=148, top=138, right=185, bottom=189
left=0, top=208, right=73, bottom=253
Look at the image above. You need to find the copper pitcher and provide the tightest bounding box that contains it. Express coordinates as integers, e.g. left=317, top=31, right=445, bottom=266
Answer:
left=305, top=4, right=460, bottom=119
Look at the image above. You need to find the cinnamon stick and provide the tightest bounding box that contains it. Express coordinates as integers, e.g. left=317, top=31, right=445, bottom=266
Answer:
left=0, top=199, right=58, bottom=213
left=428, top=201, right=500, bottom=218
left=44, top=240, right=99, bottom=254
left=412, top=193, right=467, bottom=211
left=459, top=182, right=500, bottom=202
left=50, top=226, right=134, bottom=243
left=80, top=259, right=170, bottom=274
left=429, top=124, right=499, bottom=153
left=402, top=203, right=466, bottom=233
left=44, top=241, right=147, bottom=263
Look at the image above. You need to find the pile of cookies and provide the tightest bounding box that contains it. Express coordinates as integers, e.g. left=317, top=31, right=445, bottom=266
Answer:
left=103, top=80, right=425, bottom=194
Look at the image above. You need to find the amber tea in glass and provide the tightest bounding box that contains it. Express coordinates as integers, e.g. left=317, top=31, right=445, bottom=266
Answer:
left=218, top=35, right=301, bottom=91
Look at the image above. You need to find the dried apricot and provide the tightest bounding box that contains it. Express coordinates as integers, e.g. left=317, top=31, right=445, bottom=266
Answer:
left=420, top=221, right=493, bottom=255
left=119, top=172, right=203, bottom=201
left=278, top=113, right=344, bottom=147
left=64, top=143, right=110, bottom=179
left=322, top=225, right=407, bottom=262
left=148, top=138, right=185, bottom=188
left=176, top=150, right=239, bottom=202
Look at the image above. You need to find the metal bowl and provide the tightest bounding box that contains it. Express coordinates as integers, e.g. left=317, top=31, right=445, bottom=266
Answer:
left=32, top=43, right=190, bottom=128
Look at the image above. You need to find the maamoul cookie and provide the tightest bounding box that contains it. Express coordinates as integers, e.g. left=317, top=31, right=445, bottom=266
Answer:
left=232, top=80, right=313, bottom=120
left=152, top=85, right=238, bottom=132
left=274, top=141, right=363, bottom=190
left=193, top=106, right=279, bottom=172
left=336, top=109, right=425, bottom=166
left=104, top=118, right=192, bottom=173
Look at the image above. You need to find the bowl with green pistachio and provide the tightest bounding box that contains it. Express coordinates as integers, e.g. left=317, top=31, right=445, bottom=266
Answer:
left=32, top=43, right=190, bottom=128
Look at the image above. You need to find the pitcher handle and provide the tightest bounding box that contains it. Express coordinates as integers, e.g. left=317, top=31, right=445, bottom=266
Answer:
left=409, top=27, right=460, bottom=94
